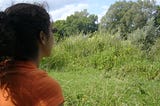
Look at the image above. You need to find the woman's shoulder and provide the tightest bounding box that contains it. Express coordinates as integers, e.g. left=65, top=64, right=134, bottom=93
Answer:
left=32, top=69, right=60, bottom=88
left=31, top=70, right=64, bottom=106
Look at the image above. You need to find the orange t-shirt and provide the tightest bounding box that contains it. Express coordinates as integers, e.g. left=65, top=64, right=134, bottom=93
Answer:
left=0, top=61, right=64, bottom=106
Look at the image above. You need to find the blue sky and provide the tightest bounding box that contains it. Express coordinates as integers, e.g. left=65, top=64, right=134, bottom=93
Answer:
left=0, top=0, right=160, bottom=21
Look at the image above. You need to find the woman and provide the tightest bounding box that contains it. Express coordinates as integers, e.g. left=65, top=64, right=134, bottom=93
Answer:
left=0, top=3, right=64, bottom=106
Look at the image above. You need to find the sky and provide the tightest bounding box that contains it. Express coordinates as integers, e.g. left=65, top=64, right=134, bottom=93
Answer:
left=0, top=0, right=160, bottom=22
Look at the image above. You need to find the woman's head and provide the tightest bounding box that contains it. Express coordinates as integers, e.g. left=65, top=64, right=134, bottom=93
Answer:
left=0, top=3, right=53, bottom=62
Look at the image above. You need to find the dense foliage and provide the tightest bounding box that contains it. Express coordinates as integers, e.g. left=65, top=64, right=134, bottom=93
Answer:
left=45, top=0, right=160, bottom=105
left=53, top=9, right=98, bottom=41
left=53, top=0, right=160, bottom=51
left=41, top=34, right=160, bottom=105
left=100, top=0, right=157, bottom=39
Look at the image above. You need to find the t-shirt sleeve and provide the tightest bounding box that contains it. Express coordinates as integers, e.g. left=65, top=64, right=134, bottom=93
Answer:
left=33, top=71, right=64, bottom=106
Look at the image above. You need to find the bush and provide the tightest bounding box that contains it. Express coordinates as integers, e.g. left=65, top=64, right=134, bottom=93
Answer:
left=41, top=33, right=143, bottom=72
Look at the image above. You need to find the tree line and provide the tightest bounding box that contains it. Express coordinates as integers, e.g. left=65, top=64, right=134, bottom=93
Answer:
left=53, top=0, right=160, bottom=49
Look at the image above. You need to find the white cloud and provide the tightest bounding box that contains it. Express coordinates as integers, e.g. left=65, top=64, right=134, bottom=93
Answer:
left=0, top=0, right=43, bottom=11
left=97, top=6, right=109, bottom=22
left=48, top=0, right=87, bottom=10
left=50, top=3, right=88, bottom=21
left=0, top=0, right=89, bottom=21
left=156, top=0, right=160, bottom=4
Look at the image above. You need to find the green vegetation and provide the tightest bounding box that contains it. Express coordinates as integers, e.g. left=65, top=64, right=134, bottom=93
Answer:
left=40, top=33, right=160, bottom=105
left=40, top=0, right=160, bottom=105
left=100, top=0, right=157, bottom=39
left=53, top=9, right=98, bottom=41
left=53, top=0, right=160, bottom=51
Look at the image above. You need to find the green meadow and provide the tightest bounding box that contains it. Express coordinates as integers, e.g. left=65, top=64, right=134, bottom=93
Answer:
left=41, top=33, right=160, bottom=106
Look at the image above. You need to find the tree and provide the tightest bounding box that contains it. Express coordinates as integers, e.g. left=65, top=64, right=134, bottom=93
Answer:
left=66, top=9, right=98, bottom=35
left=53, top=20, right=67, bottom=41
left=53, top=9, right=98, bottom=41
left=100, top=0, right=156, bottom=39
left=154, top=5, right=160, bottom=31
left=100, top=1, right=133, bottom=35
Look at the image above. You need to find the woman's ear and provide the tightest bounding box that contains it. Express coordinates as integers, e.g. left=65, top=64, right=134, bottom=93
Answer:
left=39, top=31, right=47, bottom=45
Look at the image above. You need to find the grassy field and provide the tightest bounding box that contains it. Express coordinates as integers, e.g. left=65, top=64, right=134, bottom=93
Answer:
left=41, top=33, right=160, bottom=106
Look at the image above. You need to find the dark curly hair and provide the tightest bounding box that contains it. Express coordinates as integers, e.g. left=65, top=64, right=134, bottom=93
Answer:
left=0, top=3, right=51, bottom=69
left=0, top=4, right=55, bottom=106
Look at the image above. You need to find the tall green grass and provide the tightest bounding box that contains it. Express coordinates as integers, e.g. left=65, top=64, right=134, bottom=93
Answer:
left=41, top=33, right=160, bottom=105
